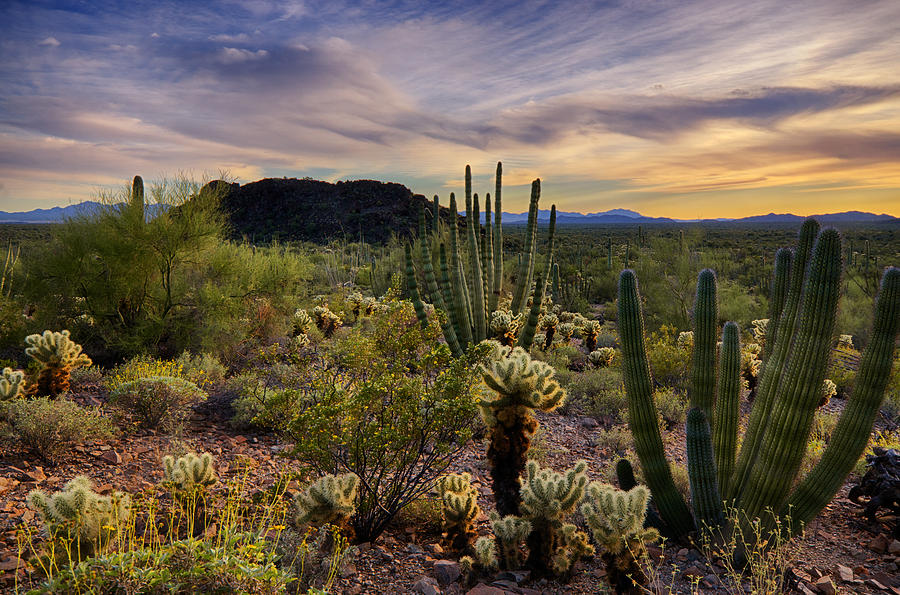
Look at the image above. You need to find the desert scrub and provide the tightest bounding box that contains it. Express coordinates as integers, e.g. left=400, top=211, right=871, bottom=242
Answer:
left=564, top=367, right=627, bottom=420
left=106, top=354, right=195, bottom=390
left=645, top=325, right=690, bottom=388
left=655, top=387, right=687, bottom=428
left=593, top=425, right=633, bottom=456
left=174, top=351, right=228, bottom=389
left=108, top=376, right=206, bottom=432
left=1, top=397, right=113, bottom=464
left=286, top=300, right=487, bottom=542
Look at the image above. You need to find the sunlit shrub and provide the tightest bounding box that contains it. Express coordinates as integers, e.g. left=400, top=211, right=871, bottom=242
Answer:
left=108, top=376, right=206, bottom=432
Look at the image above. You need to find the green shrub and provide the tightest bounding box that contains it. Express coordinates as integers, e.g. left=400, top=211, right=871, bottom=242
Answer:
left=564, top=367, right=627, bottom=421
left=655, top=387, right=687, bottom=427
left=2, top=397, right=113, bottom=464
left=108, top=376, right=206, bottom=432
left=174, top=351, right=228, bottom=389
left=285, top=300, right=486, bottom=542
left=645, top=325, right=690, bottom=388
left=593, top=425, right=633, bottom=455
left=39, top=532, right=292, bottom=594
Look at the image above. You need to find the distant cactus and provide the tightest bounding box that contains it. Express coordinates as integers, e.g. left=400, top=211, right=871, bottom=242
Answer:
left=28, top=476, right=131, bottom=559
left=294, top=473, right=359, bottom=532
left=163, top=452, right=217, bottom=494
left=540, top=313, right=559, bottom=350
left=582, top=320, right=602, bottom=352
left=346, top=291, right=365, bottom=318
left=582, top=483, right=658, bottom=592
left=557, top=322, right=576, bottom=344
left=437, top=472, right=481, bottom=552
left=25, top=330, right=92, bottom=397
left=292, top=308, right=313, bottom=336
left=751, top=319, right=769, bottom=346
left=519, top=460, right=593, bottom=576
left=589, top=348, right=616, bottom=368
left=819, top=379, right=837, bottom=408
left=312, top=306, right=342, bottom=338
left=676, top=331, right=694, bottom=351
left=0, top=367, right=25, bottom=400
left=489, top=310, right=523, bottom=347
left=478, top=343, right=567, bottom=517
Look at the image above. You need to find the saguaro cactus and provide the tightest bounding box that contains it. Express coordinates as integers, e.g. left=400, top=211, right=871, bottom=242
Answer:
left=617, top=220, right=900, bottom=543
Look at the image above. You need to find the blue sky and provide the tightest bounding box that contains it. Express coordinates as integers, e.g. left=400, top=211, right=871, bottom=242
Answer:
left=1, top=0, right=899, bottom=216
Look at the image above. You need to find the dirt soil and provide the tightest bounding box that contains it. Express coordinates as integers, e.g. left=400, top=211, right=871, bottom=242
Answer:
left=1, top=392, right=898, bottom=594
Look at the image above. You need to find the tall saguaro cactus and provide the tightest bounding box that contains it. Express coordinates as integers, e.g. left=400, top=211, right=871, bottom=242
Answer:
left=618, top=220, right=900, bottom=543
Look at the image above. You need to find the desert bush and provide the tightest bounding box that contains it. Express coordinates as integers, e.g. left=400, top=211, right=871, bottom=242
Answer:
left=285, top=300, right=486, bottom=541
left=655, top=387, right=687, bottom=427
left=564, top=367, right=627, bottom=420
left=174, top=351, right=228, bottom=389
left=645, top=325, right=690, bottom=388
left=594, top=425, right=633, bottom=455
left=108, top=376, right=206, bottom=432
left=2, top=397, right=113, bottom=464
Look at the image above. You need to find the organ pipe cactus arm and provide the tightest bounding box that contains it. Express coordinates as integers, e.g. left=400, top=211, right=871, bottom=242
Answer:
left=690, top=269, right=718, bottom=422
left=686, top=407, right=725, bottom=530
left=511, top=180, right=540, bottom=314
left=713, top=322, right=741, bottom=498
left=517, top=204, right=556, bottom=351
left=617, top=270, right=695, bottom=536
left=418, top=206, right=462, bottom=355
left=405, top=244, right=429, bottom=329
left=490, top=163, right=504, bottom=314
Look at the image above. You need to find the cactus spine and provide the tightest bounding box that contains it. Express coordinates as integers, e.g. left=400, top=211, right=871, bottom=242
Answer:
left=690, top=269, right=718, bottom=421
left=713, top=322, right=740, bottom=497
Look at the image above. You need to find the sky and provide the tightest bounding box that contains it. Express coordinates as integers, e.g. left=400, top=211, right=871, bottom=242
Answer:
left=1, top=0, right=899, bottom=218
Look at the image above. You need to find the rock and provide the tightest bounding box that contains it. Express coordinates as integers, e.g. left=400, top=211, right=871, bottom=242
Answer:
left=581, top=416, right=600, bottom=429
left=407, top=543, right=425, bottom=554
left=868, top=578, right=888, bottom=591
left=837, top=564, right=854, bottom=582
left=426, top=543, right=444, bottom=555
left=676, top=548, right=689, bottom=561
left=100, top=450, right=122, bottom=464
left=869, top=534, right=890, bottom=554
left=0, top=477, right=18, bottom=495
left=25, top=467, right=46, bottom=483
left=434, top=560, right=461, bottom=585
left=813, top=576, right=836, bottom=595
left=0, top=557, right=23, bottom=571
left=413, top=576, right=441, bottom=595
left=798, top=584, right=816, bottom=595
left=465, top=585, right=506, bottom=595
left=340, top=563, right=357, bottom=578
left=889, top=540, right=900, bottom=555
left=682, top=566, right=704, bottom=579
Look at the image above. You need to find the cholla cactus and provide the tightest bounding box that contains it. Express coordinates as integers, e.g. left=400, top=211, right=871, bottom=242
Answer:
left=556, top=322, right=576, bottom=343
left=741, top=342, right=763, bottom=397
left=837, top=334, right=855, bottom=350
left=312, top=306, right=343, bottom=338
left=27, top=476, right=131, bottom=560
left=25, top=330, right=92, bottom=397
left=293, top=333, right=310, bottom=348
left=677, top=331, right=694, bottom=351
left=519, top=460, right=593, bottom=576
left=292, top=308, right=313, bottom=336
left=820, top=378, right=837, bottom=408
left=360, top=296, right=378, bottom=316
left=558, top=311, right=576, bottom=323
left=489, top=310, right=523, bottom=347
left=473, top=536, right=499, bottom=572
left=346, top=292, right=364, bottom=318
left=582, top=482, right=658, bottom=591
left=488, top=513, right=531, bottom=570
left=163, top=452, right=217, bottom=493
left=1, top=367, right=25, bottom=400
left=751, top=318, right=769, bottom=345
left=478, top=342, right=567, bottom=517
left=437, top=472, right=480, bottom=552
left=540, top=313, right=559, bottom=350
left=582, top=320, right=603, bottom=352
left=588, top=348, right=616, bottom=368
left=294, top=473, right=359, bottom=531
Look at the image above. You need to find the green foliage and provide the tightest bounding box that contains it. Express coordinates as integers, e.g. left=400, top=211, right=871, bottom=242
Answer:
left=655, top=388, right=687, bottom=427
left=1, top=366, right=25, bottom=400
left=437, top=472, right=481, bottom=552
left=582, top=483, right=658, bottom=591
left=39, top=531, right=292, bottom=594
left=25, top=330, right=92, bottom=397
left=285, top=300, right=485, bottom=542
left=163, top=452, right=218, bottom=494
left=27, top=476, right=131, bottom=561
left=563, top=367, right=626, bottom=420
left=108, top=376, right=206, bottom=432
left=2, top=397, right=113, bottom=464
left=645, top=325, right=690, bottom=389
left=294, top=473, right=359, bottom=530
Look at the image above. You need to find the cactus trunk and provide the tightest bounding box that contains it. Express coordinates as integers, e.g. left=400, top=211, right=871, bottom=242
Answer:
left=714, top=322, right=740, bottom=498
left=687, top=407, right=725, bottom=530
left=690, top=269, right=718, bottom=422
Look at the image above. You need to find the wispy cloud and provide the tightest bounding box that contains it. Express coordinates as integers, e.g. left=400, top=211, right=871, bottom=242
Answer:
left=0, top=0, right=898, bottom=217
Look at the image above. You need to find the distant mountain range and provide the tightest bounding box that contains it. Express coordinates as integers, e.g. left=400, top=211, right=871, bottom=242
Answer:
left=1, top=179, right=896, bottom=234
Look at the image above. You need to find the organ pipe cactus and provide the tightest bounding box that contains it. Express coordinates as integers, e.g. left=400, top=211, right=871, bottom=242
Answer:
left=25, top=330, right=92, bottom=397
left=690, top=269, right=717, bottom=421
left=1, top=367, right=25, bottom=400
left=713, top=322, right=741, bottom=497
left=686, top=408, right=725, bottom=530
left=618, top=220, right=900, bottom=544
left=437, top=472, right=481, bottom=552
left=478, top=343, right=566, bottom=517
left=131, top=175, right=144, bottom=223
left=409, top=164, right=556, bottom=354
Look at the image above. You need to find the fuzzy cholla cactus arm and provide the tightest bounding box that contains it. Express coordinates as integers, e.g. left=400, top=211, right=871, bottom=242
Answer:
left=292, top=309, right=313, bottom=336
left=519, top=460, right=592, bottom=576
left=25, top=330, right=92, bottom=397
left=27, top=476, right=131, bottom=559
left=0, top=367, right=25, bottom=400
left=489, top=513, right=531, bottom=570
left=437, top=473, right=481, bottom=552
left=582, top=482, right=658, bottom=591
left=163, top=452, right=217, bottom=493
left=294, top=473, right=359, bottom=532
left=478, top=342, right=566, bottom=517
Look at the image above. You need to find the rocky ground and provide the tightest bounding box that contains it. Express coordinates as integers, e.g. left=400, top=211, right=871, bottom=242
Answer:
left=1, top=400, right=898, bottom=594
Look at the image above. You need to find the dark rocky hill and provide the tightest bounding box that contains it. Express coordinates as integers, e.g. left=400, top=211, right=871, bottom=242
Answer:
left=206, top=178, right=459, bottom=244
